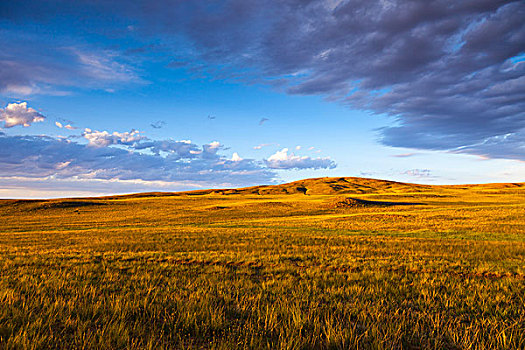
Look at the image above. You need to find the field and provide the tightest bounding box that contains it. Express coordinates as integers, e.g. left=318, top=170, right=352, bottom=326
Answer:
left=1, top=177, right=524, bottom=349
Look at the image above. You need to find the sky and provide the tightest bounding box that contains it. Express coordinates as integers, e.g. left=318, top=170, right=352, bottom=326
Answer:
left=0, top=0, right=524, bottom=198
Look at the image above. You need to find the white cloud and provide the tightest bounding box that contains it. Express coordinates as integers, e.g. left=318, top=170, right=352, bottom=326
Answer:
left=0, top=102, right=45, bottom=128
left=265, top=148, right=336, bottom=170
left=55, top=121, right=76, bottom=130
left=231, top=152, right=243, bottom=161
left=83, top=128, right=145, bottom=147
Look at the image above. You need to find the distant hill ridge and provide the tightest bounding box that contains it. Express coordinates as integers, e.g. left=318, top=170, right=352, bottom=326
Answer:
left=98, top=176, right=525, bottom=199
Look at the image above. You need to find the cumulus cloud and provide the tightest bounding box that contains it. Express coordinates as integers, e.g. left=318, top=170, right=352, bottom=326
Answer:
left=0, top=102, right=45, bottom=128
left=231, top=152, right=242, bottom=161
left=265, top=148, right=336, bottom=170
left=82, top=128, right=145, bottom=147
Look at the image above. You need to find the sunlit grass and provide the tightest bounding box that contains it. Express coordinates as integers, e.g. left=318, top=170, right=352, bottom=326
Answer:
left=1, top=178, right=524, bottom=348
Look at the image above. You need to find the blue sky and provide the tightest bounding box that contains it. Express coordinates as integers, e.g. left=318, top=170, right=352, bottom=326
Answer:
left=1, top=0, right=524, bottom=198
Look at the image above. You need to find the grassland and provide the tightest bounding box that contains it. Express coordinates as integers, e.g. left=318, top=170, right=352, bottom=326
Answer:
left=0, top=177, right=524, bottom=349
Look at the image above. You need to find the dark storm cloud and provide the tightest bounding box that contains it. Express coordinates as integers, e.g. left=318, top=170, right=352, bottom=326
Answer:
left=250, top=0, right=524, bottom=160
left=2, top=0, right=524, bottom=159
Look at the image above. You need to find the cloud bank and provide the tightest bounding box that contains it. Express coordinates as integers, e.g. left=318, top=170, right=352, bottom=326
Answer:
left=0, top=134, right=276, bottom=188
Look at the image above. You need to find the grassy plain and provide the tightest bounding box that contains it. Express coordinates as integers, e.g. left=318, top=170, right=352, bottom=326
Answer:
left=0, top=177, right=524, bottom=349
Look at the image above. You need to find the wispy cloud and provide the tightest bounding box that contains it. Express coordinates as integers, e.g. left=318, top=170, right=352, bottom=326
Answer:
left=72, top=49, right=139, bottom=84
left=0, top=28, right=142, bottom=96
left=392, top=153, right=417, bottom=158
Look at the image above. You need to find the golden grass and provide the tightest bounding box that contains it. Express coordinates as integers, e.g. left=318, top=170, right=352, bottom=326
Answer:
left=0, top=177, right=524, bottom=349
